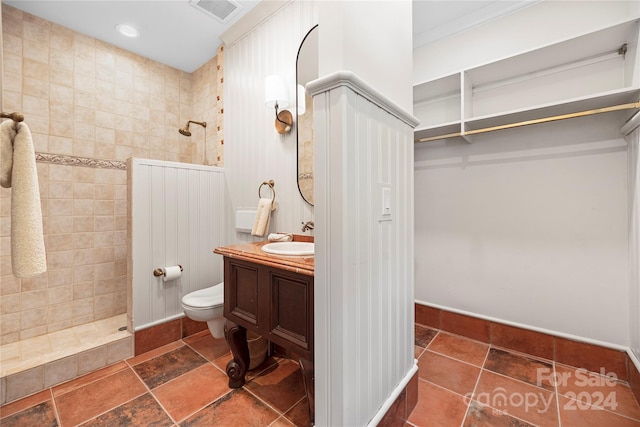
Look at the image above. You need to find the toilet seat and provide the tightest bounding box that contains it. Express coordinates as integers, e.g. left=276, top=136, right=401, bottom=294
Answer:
left=182, top=282, right=224, bottom=309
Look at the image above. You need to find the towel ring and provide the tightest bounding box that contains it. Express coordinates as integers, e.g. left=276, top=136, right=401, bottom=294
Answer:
left=258, top=180, right=276, bottom=203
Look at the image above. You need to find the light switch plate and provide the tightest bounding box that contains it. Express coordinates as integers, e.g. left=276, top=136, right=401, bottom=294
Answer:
left=380, top=185, right=392, bottom=221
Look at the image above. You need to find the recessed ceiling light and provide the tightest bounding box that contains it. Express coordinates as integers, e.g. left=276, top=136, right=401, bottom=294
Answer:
left=115, top=24, right=140, bottom=38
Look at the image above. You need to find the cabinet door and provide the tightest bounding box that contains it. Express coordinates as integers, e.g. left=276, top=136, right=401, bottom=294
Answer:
left=269, top=269, right=313, bottom=353
left=224, top=258, right=260, bottom=326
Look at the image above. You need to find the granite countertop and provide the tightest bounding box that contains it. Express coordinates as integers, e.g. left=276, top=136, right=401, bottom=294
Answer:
left=213, top=236, right=314, bottom=277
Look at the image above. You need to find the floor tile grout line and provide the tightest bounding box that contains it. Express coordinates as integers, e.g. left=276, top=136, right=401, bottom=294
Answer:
left=129, top=341, right=303, bottom=425
left=266, top=395, right=307, bottom=427
left=553, top=361, right=563, bottom=427
left=485, top=344, right=640, bottom=421
left=482, top=365, right=558, bottom=394
left=428, top=328, right=493, bottom=348
left=127, top=340, right=190, bottom=368
left=423, top=329, right=440, bottom=351
left=53, top=367, right=147, bottom=427
left=458, top=343, right=491, bottom=427
left=421, top=377, right=546, bottom=427
left=545, top=373, right=640, bottom=420
left=66, top=389, right=150, bottom=427
left=555, top=361, right=632, bottom=386
left=421, top=326, right=630, bottom=391
left=560, top=393, right=640, bottom=423
left=241, top=368, right=293, bottom=420
left=489, top=344, right=555, bottom=365
left=425, top=344, right=488, bottom=369
left=51, top=362, right=131, bottom=399
left=124, top=359, right=179, bottom=426
left=153, top=385, right=236, bottom=425
left=418, top=378, right=470, bottom=401
left=130, top=343, right=260, bottom=425
left=242, top=386, right=287, bottom=420
left=267, top=415, right=295, bottom=427
left=47, top=388, right=63, bottom=427
left=182, top=339, right=231, bottom=366
left=422, top=347, right=486, bottom=370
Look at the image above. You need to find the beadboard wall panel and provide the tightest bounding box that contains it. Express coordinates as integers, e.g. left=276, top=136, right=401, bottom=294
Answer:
left=222, top=1, right=316, bottom=242
left=629, top=129, right=640, bottom=362
left=310, top=73, right=418, bottom=426
left=130, top=159, right=225, bottom=330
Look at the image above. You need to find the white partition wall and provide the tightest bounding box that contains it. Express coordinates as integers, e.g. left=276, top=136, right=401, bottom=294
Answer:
left=129, top=159, right=225, bottom=331
left=310, top=72, right=419, bottom=426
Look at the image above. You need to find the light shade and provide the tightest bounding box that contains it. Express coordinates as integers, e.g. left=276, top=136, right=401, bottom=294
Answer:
left=297, top=84, right=306, bottom=115
left=265, top=75, right=289, bottom=109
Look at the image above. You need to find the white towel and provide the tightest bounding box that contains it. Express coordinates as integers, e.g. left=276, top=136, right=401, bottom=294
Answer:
left=268, top=233, right=293, bottom=242
left=251, top=198, right=274, bottom=237
left=1, top=120, right=47, bottom=277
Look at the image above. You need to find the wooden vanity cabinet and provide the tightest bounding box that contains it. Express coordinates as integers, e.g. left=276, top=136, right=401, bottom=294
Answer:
left=223, top=256, right=314, bottom=360
left=221, top=254, right=315, bottom=425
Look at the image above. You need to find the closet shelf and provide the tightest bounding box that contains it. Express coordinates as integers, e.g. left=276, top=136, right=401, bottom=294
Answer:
left=413, top=19, right=640, bottom=143
left=417, top=100, right=639, bottom=143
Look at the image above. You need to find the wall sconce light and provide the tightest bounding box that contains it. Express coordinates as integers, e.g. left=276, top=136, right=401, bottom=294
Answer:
left=265, top=75, right=293, bottom=134
left=297, top=84, right=306, bottom=116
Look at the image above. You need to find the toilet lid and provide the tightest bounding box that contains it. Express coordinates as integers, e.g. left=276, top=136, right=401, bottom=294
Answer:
left=182, top=282, right=224, bottom=308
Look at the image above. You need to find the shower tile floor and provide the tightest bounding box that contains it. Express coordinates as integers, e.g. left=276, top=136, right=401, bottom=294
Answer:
left=2, top=324, right=640, bottom=426
left=0, top=314, right=130, bottom=378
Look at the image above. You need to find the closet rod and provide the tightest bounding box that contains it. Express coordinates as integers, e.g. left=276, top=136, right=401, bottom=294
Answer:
left=0, top=111, right=24, bottom=122
left=415, top=101, right=640, bottom=143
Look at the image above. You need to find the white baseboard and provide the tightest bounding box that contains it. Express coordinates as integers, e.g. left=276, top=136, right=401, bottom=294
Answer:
left=367, top=361, right=419, bottom=427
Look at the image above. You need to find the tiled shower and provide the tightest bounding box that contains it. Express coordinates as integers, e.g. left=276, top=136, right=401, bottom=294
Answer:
left=0, top=4, right=223, bottom=404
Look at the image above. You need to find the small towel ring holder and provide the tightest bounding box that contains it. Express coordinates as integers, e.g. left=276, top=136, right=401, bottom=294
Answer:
left=258, top=180, right=276, bottom=204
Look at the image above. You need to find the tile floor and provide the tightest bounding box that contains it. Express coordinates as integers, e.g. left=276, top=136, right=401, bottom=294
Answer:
left=2, top=324, right=640, bottom=426
left=409, top=324, right=640, bottom=427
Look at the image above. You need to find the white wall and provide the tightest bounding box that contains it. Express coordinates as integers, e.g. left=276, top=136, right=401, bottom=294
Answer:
left=222, top=1, right=316, bottom=243
left=318, top=1, right=413, bottom=113
left=413, top=0, right=639, bottom=348
left=414, top=0, right=640, bottom=84
left=415, top=120, right=630, bottom=345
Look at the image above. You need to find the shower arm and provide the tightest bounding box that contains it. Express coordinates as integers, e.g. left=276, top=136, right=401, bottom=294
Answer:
left=188, top=120, right=207, bottom=128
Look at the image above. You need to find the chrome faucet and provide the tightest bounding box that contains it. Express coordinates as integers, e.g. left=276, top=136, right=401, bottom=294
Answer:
left=301, top=221, right=314, bottom=232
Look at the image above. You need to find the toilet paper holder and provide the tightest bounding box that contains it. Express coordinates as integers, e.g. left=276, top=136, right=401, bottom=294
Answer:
left=153, top=265, right=183, bottom=277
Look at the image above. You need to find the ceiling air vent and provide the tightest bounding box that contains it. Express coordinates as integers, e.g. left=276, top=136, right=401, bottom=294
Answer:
left=189, top=0, right=242, bottom=24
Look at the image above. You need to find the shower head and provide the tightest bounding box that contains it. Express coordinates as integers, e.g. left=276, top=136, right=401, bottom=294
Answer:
left=178, top=120, right=206, bottom=137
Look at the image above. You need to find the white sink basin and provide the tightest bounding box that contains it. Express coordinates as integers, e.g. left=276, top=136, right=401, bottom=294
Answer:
left=262, top=241, right=314, bottom=256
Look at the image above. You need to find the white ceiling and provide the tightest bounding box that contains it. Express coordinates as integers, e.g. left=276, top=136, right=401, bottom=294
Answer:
left=4, top=0, right=537, bottom=73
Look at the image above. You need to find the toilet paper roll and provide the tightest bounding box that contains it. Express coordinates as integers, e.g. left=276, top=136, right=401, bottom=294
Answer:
left=162, top=265, right=182, bottom=282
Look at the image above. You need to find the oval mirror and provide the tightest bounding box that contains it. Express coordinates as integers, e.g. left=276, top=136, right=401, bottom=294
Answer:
left=296, top=25, right=318, bottom=206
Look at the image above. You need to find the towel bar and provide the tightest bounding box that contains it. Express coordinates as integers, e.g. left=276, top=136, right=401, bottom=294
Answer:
left=1, top=112, right=24, bottom=122
left=258, top=180, right=276, bottom=203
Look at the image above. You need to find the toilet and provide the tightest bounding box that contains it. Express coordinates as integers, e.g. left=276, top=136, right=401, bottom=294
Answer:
left=181, top=282, right=225, bottom=339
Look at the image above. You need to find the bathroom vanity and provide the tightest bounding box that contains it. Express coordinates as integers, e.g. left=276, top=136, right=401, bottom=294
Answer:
left=213, top=239, right=314, bottom=424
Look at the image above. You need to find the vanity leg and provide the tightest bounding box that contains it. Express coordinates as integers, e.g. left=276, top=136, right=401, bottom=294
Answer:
left=224, top=320, right=249, bottom=388
left=299, top=357, right=314, bottom=426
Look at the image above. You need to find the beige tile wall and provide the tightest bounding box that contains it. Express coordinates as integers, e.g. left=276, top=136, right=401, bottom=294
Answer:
left=0, top=5, right=223, bottom=345
left=190, top=47, right=221, bottom=166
